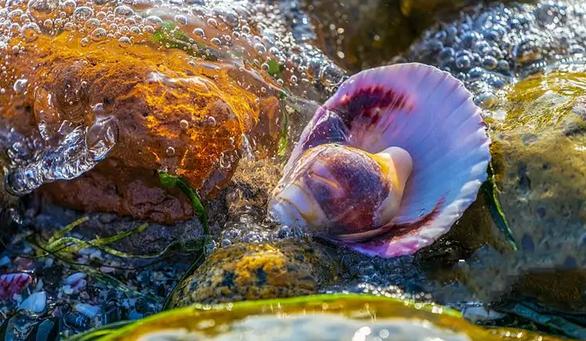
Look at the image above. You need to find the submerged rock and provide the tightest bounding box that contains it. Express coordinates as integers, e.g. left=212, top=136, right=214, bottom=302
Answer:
left=168, top=240, right=341, bottom=306
left=404, top=0, right=586, bottom=107
left=76, top=294, right=562, bottom=340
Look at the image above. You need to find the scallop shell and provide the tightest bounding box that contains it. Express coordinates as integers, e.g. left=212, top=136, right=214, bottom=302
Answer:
left=277, top=63, right=491, bottom=258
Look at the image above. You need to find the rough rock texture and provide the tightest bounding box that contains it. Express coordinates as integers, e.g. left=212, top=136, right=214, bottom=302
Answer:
left=0, top=33, right=276, bottom=224
left=168, top=240, right=341, bottom=306
left=404, top=0, right=586, bottom=315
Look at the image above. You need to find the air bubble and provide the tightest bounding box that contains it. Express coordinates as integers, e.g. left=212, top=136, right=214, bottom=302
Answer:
left=13, top=78, right=28, bottom=94
left=21, top=22, right=40, bottom=42
left=118, top=36, right=131, bottom=47
left=193, top=27, right=205, bottom=37
left=90, top=27, right=107, bottom=41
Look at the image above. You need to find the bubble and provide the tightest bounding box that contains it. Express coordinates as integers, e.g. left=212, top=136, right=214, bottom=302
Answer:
left=174, top=14, right=187, bottom=25
left=179, top=119, right=189, bottom=130
left=90, top=27, right=107, bottom=41
left=42, top=18, right=53, bottom=29
left=481, top=56, right=498, bottom=70
left=165, top=146, right=175, bottom=156
left=193, top=27, right=204, bottom=37
left=21, top=22, right=40, bottom=42
left=84, top=17, right=100, bottom=30
left=13, top=78, right=28, bottom=94
left=27, top=0, right=59, bottom=21
left=204, top=116, right=216, bottom=126
left=73, top=6, right=93, bottom=22
left=80, top=36, right=90, bottom=46
left=144, top=15, right=163, bottom=28
left=117, top=35, right=131, bottom=47
left=254, top=42, right=266, bottom=54
left=206, top=17, right=217, bottom=27
left=114, top=5, right=133, bottom=17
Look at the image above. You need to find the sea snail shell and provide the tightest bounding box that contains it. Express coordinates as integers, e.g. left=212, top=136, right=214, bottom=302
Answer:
left=269, top=63, right=491, bottom=258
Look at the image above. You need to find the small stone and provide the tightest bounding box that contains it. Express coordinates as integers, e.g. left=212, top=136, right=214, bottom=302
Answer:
left=20, top=291, right=47, bottom=314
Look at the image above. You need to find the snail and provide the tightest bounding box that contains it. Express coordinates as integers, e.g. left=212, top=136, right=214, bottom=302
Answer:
left=269, top=63, right=491, bottom=258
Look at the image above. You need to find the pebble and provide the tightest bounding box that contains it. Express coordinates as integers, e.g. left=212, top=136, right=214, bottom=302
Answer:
left=20, top=291, right=47, bottom=314
left=75, top=303, right=101, bottom=318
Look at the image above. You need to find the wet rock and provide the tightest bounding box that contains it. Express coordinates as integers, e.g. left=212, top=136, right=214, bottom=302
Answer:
left=404, top=0, right=586, bottom=106
left=0, top=32, right=276, bottom=224
left=486, top=71, right=586, bottom=312
left=168, top=240, right=342, bottom=306
left=305, top=0, right=414, bottom=72
left=418, top=71, right=586, bottom=317
left=399, top=0, right=531, bottom=31
left=81, top=294, right=561, bottom=340
left=20, top=291, right=47, bottom=314
left=404, top=0, right=586, bottom=318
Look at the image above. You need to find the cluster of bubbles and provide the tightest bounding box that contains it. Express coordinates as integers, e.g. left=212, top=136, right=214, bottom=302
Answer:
left=0, top=0, right=346, bottom=194
left=0, top=0, right=345, bottom=92
left=403, top=0, right=586, bottom=111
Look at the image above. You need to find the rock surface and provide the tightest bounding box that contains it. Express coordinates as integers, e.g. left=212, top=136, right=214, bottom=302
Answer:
left=168, top=240, right=341, bottom=306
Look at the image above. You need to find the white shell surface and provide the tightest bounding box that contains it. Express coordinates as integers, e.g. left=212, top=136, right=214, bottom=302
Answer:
left=280, top=63, right=491, bottom=257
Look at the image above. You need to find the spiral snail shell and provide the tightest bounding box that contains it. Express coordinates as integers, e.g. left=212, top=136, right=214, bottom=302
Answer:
left=269, top=63, right=491, bottom=258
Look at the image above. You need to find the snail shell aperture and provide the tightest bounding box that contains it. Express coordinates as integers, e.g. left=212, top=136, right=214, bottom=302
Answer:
left=269, top=63, right=491, bottom=258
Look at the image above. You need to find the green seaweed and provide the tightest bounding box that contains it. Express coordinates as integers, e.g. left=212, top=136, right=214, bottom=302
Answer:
left=481, top=162, right=518, bottom=251
left=267, top=59, right=284, bottom=78
left=40, top=220, right=152, bottom=259
left=151, top=21, right=220, bottom=61
left=277, top=105, right=290, bottom=159
left=158, top=172, right=208, bottom=234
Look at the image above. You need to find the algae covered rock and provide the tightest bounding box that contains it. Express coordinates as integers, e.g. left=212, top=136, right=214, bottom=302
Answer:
left=168, top=240, right=341, bottom=306
left=75, top=294, right=562, bottom=341
left=418, top=71, right=586, bottom=320
left=488, top=71, right=586, bottom=311
left=402, top=0, right=586, bottom=318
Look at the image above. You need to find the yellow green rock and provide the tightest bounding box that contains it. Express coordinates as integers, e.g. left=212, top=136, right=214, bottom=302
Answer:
left=74, top=294, right=563, bottom=341
left=168, top=240, right=341, bottom=306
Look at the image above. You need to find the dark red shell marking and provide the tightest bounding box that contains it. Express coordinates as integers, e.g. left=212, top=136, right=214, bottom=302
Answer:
left=0, top=273, right=32, bottom=300
left=302, top=145, right=390, bottom=235
left=329, top=86, right=413, bottom=130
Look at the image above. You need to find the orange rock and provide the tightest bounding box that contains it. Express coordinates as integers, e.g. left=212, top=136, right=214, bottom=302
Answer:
left=0, top=32, right=280, bottom=223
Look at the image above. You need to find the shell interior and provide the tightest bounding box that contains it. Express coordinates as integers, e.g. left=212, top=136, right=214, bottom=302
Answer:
left=281, top=63, right=491, bottom=257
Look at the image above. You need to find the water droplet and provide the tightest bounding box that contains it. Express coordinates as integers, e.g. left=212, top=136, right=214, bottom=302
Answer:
left=73, top=6, right=93, bottom=22
left=21, top=22, right=40, bottom=42
left=193, top=27, right=205, bottom=37
left=90, top=27, right=107, bottom=41
left=13, top=78, right=28, bottom=94
left=118, top=36, right=131, bottom=47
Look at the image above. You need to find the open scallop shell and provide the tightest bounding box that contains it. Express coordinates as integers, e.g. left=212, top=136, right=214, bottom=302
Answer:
left=281, top=63, right=491, bottom=258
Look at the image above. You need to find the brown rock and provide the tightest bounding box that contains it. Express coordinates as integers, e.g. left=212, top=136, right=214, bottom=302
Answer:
left=0, top=33, right=280, bottom=224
